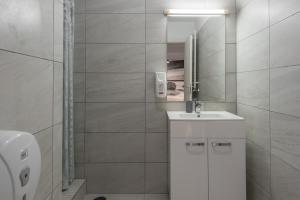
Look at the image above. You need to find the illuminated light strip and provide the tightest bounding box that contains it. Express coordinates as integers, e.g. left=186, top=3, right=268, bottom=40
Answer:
left=164, top=9, right=228, bottom=16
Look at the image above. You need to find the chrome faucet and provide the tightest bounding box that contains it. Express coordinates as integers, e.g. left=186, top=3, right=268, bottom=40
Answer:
left=195, top=101, right=202, bottom=117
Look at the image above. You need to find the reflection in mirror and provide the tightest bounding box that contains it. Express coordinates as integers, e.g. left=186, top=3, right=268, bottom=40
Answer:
left=166, top=15, right=226, bottom=102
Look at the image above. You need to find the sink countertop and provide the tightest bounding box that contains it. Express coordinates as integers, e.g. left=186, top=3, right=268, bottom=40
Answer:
left=167, top=111, right=244, bottom=121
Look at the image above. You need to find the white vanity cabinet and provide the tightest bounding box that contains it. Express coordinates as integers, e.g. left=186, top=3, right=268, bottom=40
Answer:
left=168, top=111, right=246, bottom=200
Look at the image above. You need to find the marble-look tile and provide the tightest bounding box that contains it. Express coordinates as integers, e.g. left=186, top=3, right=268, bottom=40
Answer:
left=75, top=133, right=85, bottom=163
left=203, top=102, right=237, bottom=114
left=225, top=44, right=236, bottom=73
left=54, top=0, right=63, bottom=62
left=74, top=103, right=85, bottom=133
left=0, top=51, right=53, bottom=133
left=146, top=44, right=167, bottom=72
left=86, top=0, right=145, bottom=13
left=246, top=177, right=271, bottom=200
left=52, top=184, right=63, bottom=200
left=146, top=73, right=167, bottom=103
left=85, top=194, right=144, bottom=200
left=74, top=73, right=85, bottom=103
left=85, top=133, right=145, bottom=162
left=271, top=155, right=300, bottom=200
left=146, top=133, right=168, bottom=162
left=86, top=44, right=145, bottom=73
left=237, top=70, right=269, bottom=110
left=199, top=50, right=225, bottom=77
left=86, top=163, right=145, bottom=193
left=86, top=73, right=145, bottom=102
left=270, top=0, right=300, bottom=25
left=226, top=73, right=237, bottom=102
left=86, top=14, right=145, bottom=43
left=236, top=0, right=269, bottom=41
left=270, top=66, right=300, bottom=117
left=86, top=103, right=145, bottom=132
left=53, top=62, right=63, bottom=124
left=238, top=104, right=270, bottom=150
left=53, top=123, right=63, bottom=188
left=146, top=103, right=185, bottom=133
left=146, top=14, right=167, bottom=43
left=237, top=29, right=269, bottom=72
left=271, top=112, right=300, bottom=171
left=75, top=14, right=86, bottom=43
left=34, top=128, right=53, bottom=200
left=145, top=163, right=168, bottom=194
left=236, top=0, right=252, bottom=10
left=246, top=141, right=271, bottom=193
left=0, top=0, right=53, bottom=59
left=270, top=13, right=300, bottom=68
left=75, top=0, right=86, bottom=13
left=74, top=44, right=86, bottom=72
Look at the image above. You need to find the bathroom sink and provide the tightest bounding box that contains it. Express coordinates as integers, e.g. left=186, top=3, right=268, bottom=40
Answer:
left=167, top=111, right=245, bottom=138
left=167, top=111, right=243, bottom=120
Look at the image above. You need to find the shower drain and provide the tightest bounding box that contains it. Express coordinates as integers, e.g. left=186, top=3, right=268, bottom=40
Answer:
left=94, top=197, right=106, bottom=200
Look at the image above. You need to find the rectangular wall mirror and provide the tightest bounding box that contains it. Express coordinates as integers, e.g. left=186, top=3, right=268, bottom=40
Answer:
left=166, top=15, right=226, bottom=102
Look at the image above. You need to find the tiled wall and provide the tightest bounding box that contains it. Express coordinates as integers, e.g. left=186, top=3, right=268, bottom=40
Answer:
left=73, top=0, right=237, bottom=194
left=0, top=0, right=63, bottom=200
left=236, top=0, right=300, bottom=199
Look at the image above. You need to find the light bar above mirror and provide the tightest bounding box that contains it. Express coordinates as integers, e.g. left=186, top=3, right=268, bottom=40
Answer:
left=164, top=9, right=228, bottom=17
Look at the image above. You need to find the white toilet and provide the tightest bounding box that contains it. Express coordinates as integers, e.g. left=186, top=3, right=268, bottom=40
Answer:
left=0, top=131, right=41, bottom=200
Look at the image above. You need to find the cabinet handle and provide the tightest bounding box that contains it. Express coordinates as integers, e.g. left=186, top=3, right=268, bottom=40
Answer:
left=186, top=142, right=205, bottom=147
left=212, top=142, right=231, bottom=147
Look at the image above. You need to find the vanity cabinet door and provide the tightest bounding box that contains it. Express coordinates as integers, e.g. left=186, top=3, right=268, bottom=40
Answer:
left=208, top=139, right=246, bottom=200
left=170, top=138, right=208, bottom=200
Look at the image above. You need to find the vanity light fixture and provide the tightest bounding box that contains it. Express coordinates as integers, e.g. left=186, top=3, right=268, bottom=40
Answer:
left=163, top=9, right=228, bottom=16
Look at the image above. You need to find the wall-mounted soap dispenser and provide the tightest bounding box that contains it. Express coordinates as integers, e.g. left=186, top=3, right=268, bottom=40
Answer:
left=155, top=72, right=167, bottom=98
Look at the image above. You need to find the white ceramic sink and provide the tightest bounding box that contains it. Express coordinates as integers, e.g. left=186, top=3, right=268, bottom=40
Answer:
left=167, top=111, right=245, bottom=138
left=167, top=111, right=243, bottom=121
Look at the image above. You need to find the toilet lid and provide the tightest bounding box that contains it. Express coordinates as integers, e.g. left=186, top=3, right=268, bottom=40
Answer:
left=0, top=156, right=14, bottom=200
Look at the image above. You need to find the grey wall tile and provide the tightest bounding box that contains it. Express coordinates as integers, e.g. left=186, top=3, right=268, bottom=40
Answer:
left=74, top=103, right=85, bottom=133
left=226, top=73, right=237, bottom=102
left=74, top=73, right=85, bottom=102
left=86, top=0, right=145, bottom=13
left=270, top=66, right=300, bottom=117
left=0, top=51, right=53, bottom=133
left=74, top=44, right=86, bottom=72
left=237, top=29, right=269, bottom=72
left=0, top=0, right=53, bottom=59
left=145, top=194, right=169, bottom=200
left=86, top=163, right=145, bottom=193
left=86, top=44, right=145, bottom=73
left=270, top=13, right=300, bottom=68
left=226, top=13, right=237, bottom=43
left=75, top=163, right=85, bottom=179
left=146, top=163, right=168, bottom=194
left=85, top=133, right=145, bottom=162
left=271, top=112, right=300, bottom=170
left=75, top=0, right=86, bottom=13
left=86, top=103, right=145, bottom=132
left=247, top=178, right=271, bottom=200
left=146, top=133, right=168, bottom=162
left=237, top=70, right=269, bottom=109
left=271, top=155, right=300, bottom=200
left=238, top=104, right=270, bottom=150
left=54, top=62, right=63, bottom=124
left=146, top=0, right=206, bottom=13
left=146, top=44, right=167, bottom=72
left=34, top=128, right=53, bottom=200
left=270, top=0, right=300, bottom=25
left=85, top=194, right=144, bottom=200
left=53, top=123, right=63, bottom=188
left=146, top=103, right=168, bottom=133
left=203, top=102, right=237, bottom=113
left=246, top=141, right=271, bottom=193
left=75, top=14, right=86, bottom=43
left=52, top=184, right=63, bottom=200
left=86, top=73, right=145, bottom=102
left=146, top=14, right=167, bottom=43
left=236, top=0, right=269, bottom=41
left=236, top=0, right=252, bottom=10
left=54, top=0, right=64, bottom=62
left=75, top=133, right=85, bottom=163
left=225, top=44, right=236, bottom=73
left=86, top=14, right=145, bottom=43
